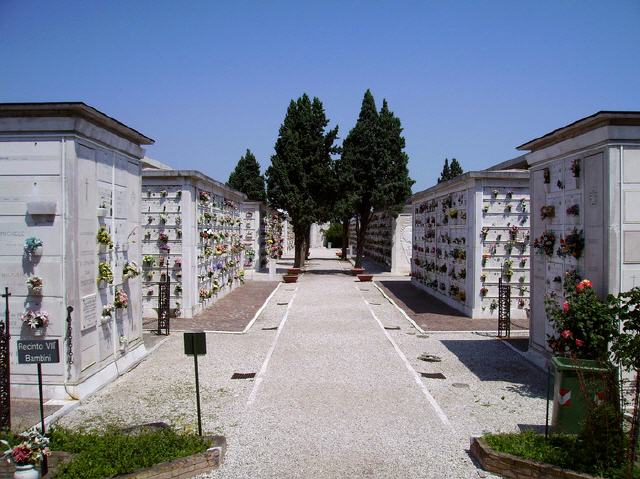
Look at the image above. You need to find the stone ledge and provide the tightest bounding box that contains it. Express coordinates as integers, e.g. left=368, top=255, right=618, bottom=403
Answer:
left=470, top=436, right=603, bottom=479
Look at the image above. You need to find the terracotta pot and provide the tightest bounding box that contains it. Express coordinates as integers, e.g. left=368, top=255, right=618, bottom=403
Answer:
left=287, top=268, right=301, bottom=275
left=357, top=274, right=373, bottom=282
left=282, top=275, right=298, bottom=283
left=351, top=268, right=365, bottom=276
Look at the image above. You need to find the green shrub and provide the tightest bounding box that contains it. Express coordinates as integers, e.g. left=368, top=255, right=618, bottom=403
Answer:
left=49, top=426, right=209, bottom=479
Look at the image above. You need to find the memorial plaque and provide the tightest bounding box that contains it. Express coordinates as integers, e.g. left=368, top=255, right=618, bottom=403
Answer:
left=17, top=339, right=60, bottom=364
left=81, top=294, right=98, bottom=330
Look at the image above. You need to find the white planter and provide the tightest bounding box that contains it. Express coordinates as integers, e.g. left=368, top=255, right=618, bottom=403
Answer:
left=98, top=243, right=108, bottom=254
left=97, top=207, right=108, bottom=217
left=28, top=286, right=43, bottom=296
left=13, top=464, right=40, bottom=479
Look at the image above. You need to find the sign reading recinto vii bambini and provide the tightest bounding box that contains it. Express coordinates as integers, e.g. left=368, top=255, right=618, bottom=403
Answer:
left=17, top=339, right=60, bottom=364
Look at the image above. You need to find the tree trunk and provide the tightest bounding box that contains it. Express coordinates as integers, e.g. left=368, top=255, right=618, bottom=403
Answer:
left=341, top=217, right=350, bottom=260
left=629, top=371, right=640, bottom=463
left=305, top=225, right=311, bottom=260
left=355, top=208, right=373, bottom=268
left=293, top=223, right=306, bottom=268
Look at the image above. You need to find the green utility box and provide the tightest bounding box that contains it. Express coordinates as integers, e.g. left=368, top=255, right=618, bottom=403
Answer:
left=551, top=356, right=613, bottom=434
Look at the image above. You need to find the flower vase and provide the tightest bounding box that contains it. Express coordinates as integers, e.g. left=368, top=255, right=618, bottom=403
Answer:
left=32, top=246, right=43, bottom=257
left=28, top=287, right=43, bottom=296
left=98, top=243, right=108, bottom=254
left=14, top=464, right=40, bottom=479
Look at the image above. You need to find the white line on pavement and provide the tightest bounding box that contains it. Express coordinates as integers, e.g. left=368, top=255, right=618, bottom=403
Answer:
left=372, top=282, right=426, bottom=334
left=246, top=288, right=297, bottom=407
left=358, top=286, right=453, bottom=430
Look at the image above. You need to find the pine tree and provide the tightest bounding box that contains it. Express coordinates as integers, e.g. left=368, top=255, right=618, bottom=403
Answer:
left=341, top=90, right=414, bottom=268
left=449, top=158, right=464, bottom=178
left=227, top=149, right=266, bottom=202
left=266, top=94, right=338, bottom=267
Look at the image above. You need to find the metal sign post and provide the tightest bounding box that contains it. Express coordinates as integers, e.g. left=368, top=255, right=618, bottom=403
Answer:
left=1, top=287, right=11, bottom=431
left=184, top=331, right=206, bottom=436
left=17, top=338, right=60, bottom=475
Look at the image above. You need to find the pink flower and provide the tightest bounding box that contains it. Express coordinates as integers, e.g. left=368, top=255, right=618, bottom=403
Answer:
left=561, top=329, right=572, bottom=339
left=562, top=302, right=570, bottom=313
left=576, top=279, right=593, bottom=292
left=575, top=339, right=585, bottom=347
left=12, top=445, right=31, bottom=464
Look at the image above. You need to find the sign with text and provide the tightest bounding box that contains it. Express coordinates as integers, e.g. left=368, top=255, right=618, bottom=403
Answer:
left=17, top=339, right=60, bottom=364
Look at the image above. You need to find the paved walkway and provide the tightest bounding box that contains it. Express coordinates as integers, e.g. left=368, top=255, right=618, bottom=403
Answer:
left=57, top=248, right=546, bottom=479
left=208, top=250, right=541, bottom=478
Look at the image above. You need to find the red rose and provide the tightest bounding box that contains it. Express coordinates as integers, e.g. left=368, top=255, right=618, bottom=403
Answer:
left=561, top=329, right=572, bottom=339
left=576, top=279, right=593, bottom=292
left=562, top=302, right=570, bottom=313
left=575, top=339, right=585, bottom=347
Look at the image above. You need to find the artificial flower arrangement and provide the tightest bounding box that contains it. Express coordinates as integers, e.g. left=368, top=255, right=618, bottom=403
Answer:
left=160, top=189, right=168, bottom=197
left=505, top=190, right=513, bottom=199
left=480, top=287, right=488, bottom=297
left=176, top=190, right=182, bottom=199
left=114, top=288, right=128, bottom=309
left=159, top=213, right=168, bottom=225
left=142, top=255, right=155, bottom=267
left=20, top=310, right=49, bottom=329
left=199, top=191, right=211, bottom=203
left=98, top=261, right=114, bottom=284
left=204, top=247, right=213, bottom=258
left=540, top=205, right=555, bottom=220
left=570, top=158, right=581, bottom=178
left=175, top=215, right=182, bottom=225
left=1, top=429, right=50, bottom=467
left=519, top=258, right=527, bottom=268
left=174, top=284, right=182, bottom=295
left=480, top=273, right=487, bottom=282
left=123, top=261, right=140, bottom=279
left=480, top=227, right=489, bottom=240
left=556, top=179, right=564, bottom=190
left=502, top=259, right=514, bottom=281
left=199, top=288, right=210, bottom=301
left=176, top=228, right=182, bottom=238
left=174, top=257, right=182, bottom=268
left=482, top=205, right=489, bottom=215
left=491, top=189, right=499, bottom=198
left=543, top=167, right=551, bottom=184
left=102, top=303, right=115, bottom=321
left=481, top=254, right=490, bottom=267
left=158, top=232, right=169, bottom=244
left=26, top=276, right=43, bottom=294
left=96, top=226, right=114, bottom=249
left=519, top=198, right=527, bottom=213
left=24, top=237, right=43, bottom=257
left=509, top=226, right=519, bottom=241
left=144, top=230, right=152, bottom=240
left=566, top=204, right=579, bottom=216
left=557, top=228, right=585, bottom=259
left=504, top=204, right=512, bottom=213
left=533, top=230, right=556, bottom=257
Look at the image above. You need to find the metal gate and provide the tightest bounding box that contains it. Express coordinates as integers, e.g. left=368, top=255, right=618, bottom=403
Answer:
left=1, top=287, right=11, bottom=431
left=497, top=278, right=511, bottom=338
left=157, top=263, right=170, bottom=335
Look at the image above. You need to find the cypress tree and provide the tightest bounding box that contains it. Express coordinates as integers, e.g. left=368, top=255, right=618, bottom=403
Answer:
left=341, top=90, right=414, bottom=268
left=438, top=158, right=451, bottom=183
left=266, top=94, right=338, bottom=267
left=449, top=158, right=464, bottom=178
left=227, top=149, right=266, bottom=202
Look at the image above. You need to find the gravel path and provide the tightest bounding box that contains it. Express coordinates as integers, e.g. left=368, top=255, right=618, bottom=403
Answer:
left=58, top=248, right=546, bottom=478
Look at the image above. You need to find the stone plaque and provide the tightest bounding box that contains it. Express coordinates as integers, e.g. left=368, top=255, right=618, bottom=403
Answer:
left=623, top=148, right=640, bottom=184
left=81, top=294, right=98, bottom=330
left=624, top=231, right=640, bottom=263
left=624, top=191, right=640, bottom=223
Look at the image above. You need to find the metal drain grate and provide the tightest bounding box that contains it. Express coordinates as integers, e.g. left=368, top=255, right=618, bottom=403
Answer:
left=384, top=326, right=400, bottom=330
left=452, top=382, right=470, bottom=388
left=261, top=326, right=278, bottom=331
left=420, top=372, right=446, bottom=379
left=277, top=302, right=289, bottom=305
left=231, top=372, right=256, bottom=380
left=368, top=302, right=381, bottom=305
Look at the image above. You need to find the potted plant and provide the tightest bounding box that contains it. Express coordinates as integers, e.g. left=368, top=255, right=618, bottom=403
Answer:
left=545, top=279, right=618, bottom=434
left=97, top=262, right=113, bottom=287
left=20, top=310, right=49, bottom=331
left=282, top=274, right=298, bottom=283
left=1, top=429, right=50, bottom=478
left=23, top=237, right=43, bottom=258
left=357, top=273, right=373, bottom=282
left=96, top=226, right=114, bottom=252
left=26, top=276, right=43, bottom=295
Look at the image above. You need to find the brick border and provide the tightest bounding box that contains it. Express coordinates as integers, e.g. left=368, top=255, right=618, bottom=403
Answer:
left=470, top=436, right=603, bottom=479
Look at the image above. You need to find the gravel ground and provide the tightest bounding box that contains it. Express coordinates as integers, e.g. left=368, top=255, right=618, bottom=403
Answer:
left=57, top=249, right=546, bottom=478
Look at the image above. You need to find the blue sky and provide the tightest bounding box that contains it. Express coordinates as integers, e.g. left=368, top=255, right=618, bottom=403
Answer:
left=2, top=1, right=639, bottom=192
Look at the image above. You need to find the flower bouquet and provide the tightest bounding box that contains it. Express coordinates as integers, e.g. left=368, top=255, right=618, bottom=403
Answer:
left=123, top=261, right=140, bottom=279
left=26, top=276, right=43, bottom=295
left=20, top=310, right=49, bottom=329
left=24, top=237, right=43, bottom=258
left=114, top=288, right=128, bottom=309
left=1, top=429, right=50, bottom=468
left=533, top=230, right=556, bottom=257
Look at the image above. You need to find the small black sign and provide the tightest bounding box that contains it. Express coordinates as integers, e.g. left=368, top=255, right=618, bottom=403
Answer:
left=184, top=332, right=206, bottom=356
left=17, top=340, right=60, bottom=364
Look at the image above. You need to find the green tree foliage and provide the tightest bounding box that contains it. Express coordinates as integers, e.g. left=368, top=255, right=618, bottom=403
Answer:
left=438, top=157, right=463, bottom=183
left=227, top=149, right=266, bottom=202
left=266, top=94, right=338, bottom=267
left=341, top=90, right=414, bottom=267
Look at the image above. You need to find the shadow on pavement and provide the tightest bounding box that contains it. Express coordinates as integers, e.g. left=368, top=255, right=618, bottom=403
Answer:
left=440, top=339, right=546, bottom=399
left=379, top=280, right=466, bottom=317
